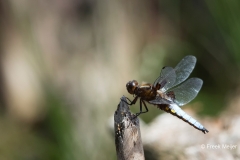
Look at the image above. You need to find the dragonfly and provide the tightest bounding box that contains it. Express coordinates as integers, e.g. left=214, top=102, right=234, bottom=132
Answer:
left=124, top=55, right=209, bottom=134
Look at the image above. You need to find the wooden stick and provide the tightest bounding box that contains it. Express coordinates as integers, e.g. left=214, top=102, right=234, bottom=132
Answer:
left=114, top=96, right=145, bottom=160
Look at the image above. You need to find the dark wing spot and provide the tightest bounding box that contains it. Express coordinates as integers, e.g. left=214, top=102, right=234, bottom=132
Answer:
left=155, top=83, right=161, bottom=90
left=167, top=91, right=175, bottom=99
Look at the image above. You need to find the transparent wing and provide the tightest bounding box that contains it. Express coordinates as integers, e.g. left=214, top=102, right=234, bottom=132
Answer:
left=169, top=78, right=203, bottom=106
left=172, top=55, right=197, bottom=87
left=153, top=67, right=176, bottom=92
left=148, top=96, right=172, bottom=105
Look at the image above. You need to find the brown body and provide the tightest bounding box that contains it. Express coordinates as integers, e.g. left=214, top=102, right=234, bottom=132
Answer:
left=134, top=84, right=157, bottom=101
left=126, top=80, right=162, bottom=101
left=125, top=80, right=173, bottom=117
left=133, top=83, right=173, bottom=102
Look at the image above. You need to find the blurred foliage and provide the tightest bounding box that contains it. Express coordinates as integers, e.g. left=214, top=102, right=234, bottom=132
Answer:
left=40, top=86, right=76, bottom=160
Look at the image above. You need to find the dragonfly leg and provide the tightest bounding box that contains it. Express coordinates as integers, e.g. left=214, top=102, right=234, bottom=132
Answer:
left=133, top=99, right=149, bottom=118
left=142, top=100, right=149, bottom=113
left=121, top=96, right=138, bottom=105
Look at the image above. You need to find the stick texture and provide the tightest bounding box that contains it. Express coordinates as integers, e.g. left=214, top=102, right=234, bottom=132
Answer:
left=114, top=96, right=145, bottom=160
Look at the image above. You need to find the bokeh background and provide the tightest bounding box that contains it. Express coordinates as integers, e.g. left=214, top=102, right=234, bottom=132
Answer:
left=0, top=0, right=240, bottom=159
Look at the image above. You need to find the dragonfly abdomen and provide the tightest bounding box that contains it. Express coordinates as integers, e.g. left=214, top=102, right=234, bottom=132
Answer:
left=162, top=104, right=209, bottom=134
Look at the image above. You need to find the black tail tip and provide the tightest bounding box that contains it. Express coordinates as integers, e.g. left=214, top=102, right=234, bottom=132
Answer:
left=202, top=128, right=209, bottom=134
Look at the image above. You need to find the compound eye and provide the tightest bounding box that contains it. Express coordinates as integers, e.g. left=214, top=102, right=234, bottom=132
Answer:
left=132, top=80, right=138, bottom=86
left=126, top=82, right=130, bottom=89
left=126, top=80, right=138, bottom=94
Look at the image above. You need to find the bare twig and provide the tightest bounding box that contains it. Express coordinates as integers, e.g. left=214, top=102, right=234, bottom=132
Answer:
left=114, top=96, right=145, bottom=160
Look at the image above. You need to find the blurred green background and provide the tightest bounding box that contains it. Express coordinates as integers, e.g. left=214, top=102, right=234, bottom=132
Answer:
left=0, top=0, right=240, bottom=159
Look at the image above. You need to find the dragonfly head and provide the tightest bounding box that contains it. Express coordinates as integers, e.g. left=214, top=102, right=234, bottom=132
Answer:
left=126, top=80, right=138, bottom=95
